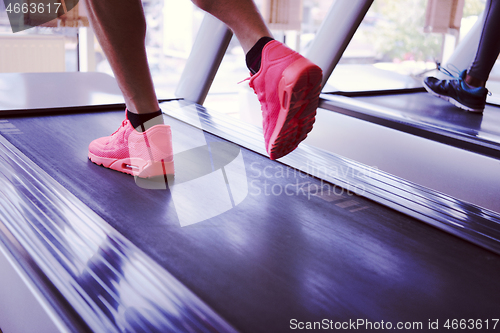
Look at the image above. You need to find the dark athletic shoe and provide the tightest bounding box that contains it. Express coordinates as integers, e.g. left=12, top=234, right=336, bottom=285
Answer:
left=423, top=70, right=487, bottom=113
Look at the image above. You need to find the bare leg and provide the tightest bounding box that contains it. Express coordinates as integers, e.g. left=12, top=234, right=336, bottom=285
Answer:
left=84, top=0, right=159, bottom=114
left=86, top=0, right=320, bottom=166
left=192, top=0, right=273, bottom=53
left=84, top=0, right=271, bottom=113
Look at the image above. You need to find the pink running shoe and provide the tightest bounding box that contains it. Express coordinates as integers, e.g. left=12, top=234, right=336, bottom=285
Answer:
left=88, top=111, right=174, bottom=178
left=249, top=40, right=322, bottom=160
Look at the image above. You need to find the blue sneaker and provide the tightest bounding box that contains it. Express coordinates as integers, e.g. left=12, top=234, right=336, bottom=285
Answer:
left=423, top=70, right=488, bottom=113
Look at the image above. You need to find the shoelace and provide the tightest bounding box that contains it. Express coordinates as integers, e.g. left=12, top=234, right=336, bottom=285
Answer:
left=437, top=63, right=492, bottom=96
left=411, top=62, right=461, bottom=81
left=237, top=76, right=252, bottom=85
left=110, top=119, right=129, bottom=136
left=437, top=62, right=462, bottom=79
left=238, top=75, right=259, bottom=96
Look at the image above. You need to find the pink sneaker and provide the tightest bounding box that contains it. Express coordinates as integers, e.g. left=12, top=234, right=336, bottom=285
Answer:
left=88, top=111, right=174, bottom=178
left=249, top=40, right=322, bottom=160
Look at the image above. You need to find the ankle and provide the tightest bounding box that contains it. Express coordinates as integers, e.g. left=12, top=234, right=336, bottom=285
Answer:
left=245, top=37, right=274, bottom=74
left=127, top=109, right=164, bottom=132
left=465, top=73, right=486, bottom=88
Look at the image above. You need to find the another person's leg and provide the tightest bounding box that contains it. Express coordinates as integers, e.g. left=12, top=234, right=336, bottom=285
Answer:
left=85, top=0, right=174, bottom=178
left=466, top=0, right=500, bottom=87
left=423, top=0, right=500, bottom=112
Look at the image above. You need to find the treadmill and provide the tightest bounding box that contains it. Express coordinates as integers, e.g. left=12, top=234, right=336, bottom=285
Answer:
left=1, top=1, right=500, bottom=332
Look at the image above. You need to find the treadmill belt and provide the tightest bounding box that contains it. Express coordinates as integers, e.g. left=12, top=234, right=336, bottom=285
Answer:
left=321, top=91, right=500, bottom=159
left=355, top=91, right=500, bottom=139
left=2, top=109, right=500, bottom=331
